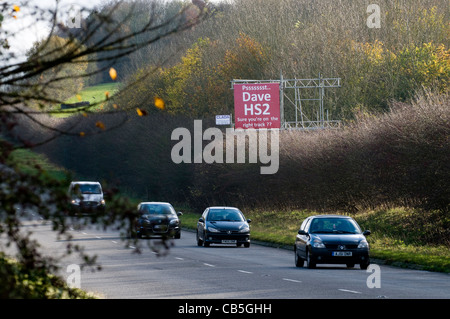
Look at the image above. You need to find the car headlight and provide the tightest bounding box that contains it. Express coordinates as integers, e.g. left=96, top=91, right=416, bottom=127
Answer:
left=238, top=227, right=250, bottom=233
left=358, top=240, right=369, bottom=249
left=169, top=219, right=179, bottom=226
left=312, top=238, right=326, bottom=248
left=71, top=199, right=80, bottom=205
left=207, top=226, right=220, bottom=233
left=100, top=199, right=106, bottom=205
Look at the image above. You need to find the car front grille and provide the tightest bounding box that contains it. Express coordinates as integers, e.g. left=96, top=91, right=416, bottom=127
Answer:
left=325, top=244, right=358, bottom=250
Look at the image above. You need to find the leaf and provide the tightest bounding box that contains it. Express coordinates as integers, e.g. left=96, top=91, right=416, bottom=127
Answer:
left=76, top=94, right=82, bottom=101
left=136, top=108, right=147, bottom=116
left=95, top=121, right=105, bottom=130
left=79, top=132, right=85, bottom=137
left=105, top=91, right=109, bottom=100
left=13, top=5, right=20, bottom=12
left=109, top=68, right=117, bottom=81
left=154, top=97, right=165, bottom=110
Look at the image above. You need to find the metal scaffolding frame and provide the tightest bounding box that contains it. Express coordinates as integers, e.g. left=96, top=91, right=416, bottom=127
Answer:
left=232, top=73, right=341, bottom=130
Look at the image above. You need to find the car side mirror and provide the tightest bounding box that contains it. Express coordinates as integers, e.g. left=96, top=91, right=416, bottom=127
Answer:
left=177, top=211, right=183, bottom=216
left=247, top=219, right=252, bottom=223
left=363, top=230, right=371, bottom=236
left=298, top=230, right=308, bottom=236
left=198, top=217, right=204, bottom=223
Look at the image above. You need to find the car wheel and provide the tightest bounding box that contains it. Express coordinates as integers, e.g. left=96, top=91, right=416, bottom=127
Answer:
left=202, top=231, right=210, bottom=247
left=244, top=243, right=250, bottom=248
left=294, top=248, right=304, bottom=267
left=306, top=249, right=316, bottom=269
left=196, top=231, right=203, bottom=246
left=174, top=232, right=181, bottom=239
left=360, top=259, right=370, bottom=270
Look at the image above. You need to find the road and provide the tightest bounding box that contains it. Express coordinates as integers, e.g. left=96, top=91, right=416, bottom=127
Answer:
left=5, top=215, right=450, bottom=300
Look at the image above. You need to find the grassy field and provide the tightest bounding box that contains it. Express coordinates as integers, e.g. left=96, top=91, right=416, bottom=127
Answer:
left=54, top=82, right=120, bottom=117
left=6, top=148, right=69, bottom=182
left=178, top=207, right=450, bottom=273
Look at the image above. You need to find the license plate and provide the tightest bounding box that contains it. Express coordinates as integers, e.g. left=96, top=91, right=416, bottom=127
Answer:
left=332, top=251, right=352, bottom=257
left=222, top=240, right=237, bottom=244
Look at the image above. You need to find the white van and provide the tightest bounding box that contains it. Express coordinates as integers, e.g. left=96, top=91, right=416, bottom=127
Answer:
left=68, top=181, right=105, bottom=213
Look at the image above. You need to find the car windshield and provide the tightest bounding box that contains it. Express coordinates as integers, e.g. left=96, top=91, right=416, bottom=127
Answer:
left=75, top=184, right=102, bottom=194
left=207, top=209, right=244, bottom=222
left=140, top=204, right=175, bottom=216
left=309, top=218, right=361, bottom=234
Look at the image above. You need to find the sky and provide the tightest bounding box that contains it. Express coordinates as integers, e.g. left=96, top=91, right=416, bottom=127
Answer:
left=3, top=0, right=226, bottom=63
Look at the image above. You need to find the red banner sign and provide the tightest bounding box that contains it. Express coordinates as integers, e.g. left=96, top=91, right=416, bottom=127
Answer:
left=234, top=83, right=280, bottom=129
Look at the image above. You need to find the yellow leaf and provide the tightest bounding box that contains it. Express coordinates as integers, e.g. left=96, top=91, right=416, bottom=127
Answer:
left=113, top=104, right=118, bottom=109
left=13, top=5, right=20, bottom=12
left=136, top=108, right=143, bottom=116
left=105, top=91, right=109, bottom=99
left=109, top=68, right=117, bottom=81
left=82, top=112, right=87, bottom=117
left=79, top=132, right=85, bottom=137
left=95, top=121, right=105, bottom=130
left=154, top=97, right=165, bottom=110
left=76, top=94, right=82, bottom=101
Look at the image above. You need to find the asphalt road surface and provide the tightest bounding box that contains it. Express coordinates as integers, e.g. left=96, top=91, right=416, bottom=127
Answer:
left=5, top=216, right=450, bottom=300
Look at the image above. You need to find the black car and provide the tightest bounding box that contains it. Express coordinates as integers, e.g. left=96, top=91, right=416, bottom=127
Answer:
left=294, top=215, right=371, bottom=269
left=134, top=202, right=182, bottom=239
left=197, top=207, right=251, bottom=247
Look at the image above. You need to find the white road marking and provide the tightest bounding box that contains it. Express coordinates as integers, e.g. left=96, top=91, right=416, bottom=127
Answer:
left=203, top=263, right=215, bottom=267
left=237, top=270, right=253, bottom=274
left=175, top=257, right=184, bottom=261
left=112, top=241, right=118, bottom=244
left=338, top=289, right=362, bottom=294
left=282, top=278, right=302, bottom=283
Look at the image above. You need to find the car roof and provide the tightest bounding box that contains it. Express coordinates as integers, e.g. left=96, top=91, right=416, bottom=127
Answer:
left=71, top=181, right=101, bottom=185
left=138, top=202, right=172, bottom=205
left=208, top=206, right=240, bottom=210
left=309, top=214, right=352, bottom=219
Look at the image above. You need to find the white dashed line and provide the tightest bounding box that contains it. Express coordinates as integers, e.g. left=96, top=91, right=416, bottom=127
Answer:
left=237, top=270, right=253, bottom=274
left=175, top=257, right=184, bottom=261
left=203, top=263, right=215, bottom=267
left=338, top=289, right=362, bottom=294
left=112, top=241, right=118, bottom=244
left=282, top=278, right=302, bottom=283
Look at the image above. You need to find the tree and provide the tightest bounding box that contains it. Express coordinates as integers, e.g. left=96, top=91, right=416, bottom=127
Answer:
left=0, top=0, right=209, bottom=298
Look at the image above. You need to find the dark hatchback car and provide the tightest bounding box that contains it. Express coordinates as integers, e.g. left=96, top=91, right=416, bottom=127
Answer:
left=197, top=207, right=251, bottom=247
left=134, top=202, right=182, bottom=239
left=294, top=215, right=371, bottom=269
